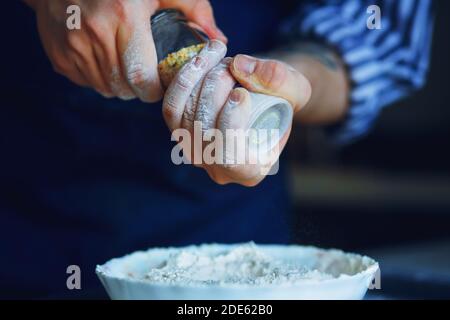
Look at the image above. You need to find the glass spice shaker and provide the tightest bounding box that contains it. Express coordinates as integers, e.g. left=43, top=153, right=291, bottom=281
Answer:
left=151, top=9, right=207, bottom=88
left=151, top=9, right=293, bottom=154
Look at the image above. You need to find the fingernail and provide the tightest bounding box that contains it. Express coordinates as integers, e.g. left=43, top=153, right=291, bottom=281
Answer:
left=234, top=55, right=257, bottom=77
left=193, top=56, right=207, bottom=68
left=229, top=89, right=242, bottom=104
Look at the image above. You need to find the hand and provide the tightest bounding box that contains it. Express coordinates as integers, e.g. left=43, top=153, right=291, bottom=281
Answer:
left=27, top=0, right=226, bottom=102
left=229, top=55, right=312, bottom=114
left=163, top=48, right=312, bottom=186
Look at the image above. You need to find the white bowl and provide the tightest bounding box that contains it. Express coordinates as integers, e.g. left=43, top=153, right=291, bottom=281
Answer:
left=96, top=244, right=379, bottom=300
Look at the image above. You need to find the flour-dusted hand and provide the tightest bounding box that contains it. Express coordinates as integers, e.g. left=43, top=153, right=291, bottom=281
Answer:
left=162, top=40, right=228, bottom=131
left=230, top=55, right=312, bottom=113
left=25, top=0, right=226, bottom=102
left=162, top=46, right=312, bottom=187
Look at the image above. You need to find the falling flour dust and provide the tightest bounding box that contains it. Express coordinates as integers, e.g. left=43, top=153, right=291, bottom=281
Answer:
left=142, top=242, right=334, bottom=286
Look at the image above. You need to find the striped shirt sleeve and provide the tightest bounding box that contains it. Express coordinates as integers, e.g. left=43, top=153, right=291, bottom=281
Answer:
left=280, top=0, right=434, bottom=145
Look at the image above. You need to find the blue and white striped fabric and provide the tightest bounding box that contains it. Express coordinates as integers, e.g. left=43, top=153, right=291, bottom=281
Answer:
left=281, top=0, right=434, bottom=144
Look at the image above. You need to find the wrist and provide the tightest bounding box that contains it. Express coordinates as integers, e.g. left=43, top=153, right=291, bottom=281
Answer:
left=276, top=48, right=349, bottom=124
left=289, top=56, right=322, bottom=118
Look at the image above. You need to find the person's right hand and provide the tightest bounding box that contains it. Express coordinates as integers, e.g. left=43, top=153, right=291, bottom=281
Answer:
left=25, top=0, right=226, bottom=102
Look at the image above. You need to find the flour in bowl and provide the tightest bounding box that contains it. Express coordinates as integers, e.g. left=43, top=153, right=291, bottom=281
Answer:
left=143, top=242, right=333, bottom=286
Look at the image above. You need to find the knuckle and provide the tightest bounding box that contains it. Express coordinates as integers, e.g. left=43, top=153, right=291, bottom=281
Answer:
left=205, top=67, right=226, bottom=83
left=84, top=16, right=98, bottom=30
left=52, top=58, right=68, bottom=75
left=258, top=60, right=287, bottom=90
left=195, top=0, right=213, bottom=21
left=176, top=73, right=195, bottom=92
left=215, top=179, right=229, bottom=186
left=240, top=179, right=261, bottom=187
left=191, top=55, right=208, bottom=70
left=112, top=0, right=131, bottom=23
left=203, top=75, right=220, bottom=89
left=210, top=173, right=229, bottom=186
left=113, top=0, right=150, bottom=26
left=162, top=103, right=177, bottom=122
left=86, top=18, right=109, bottom=42
left=97, top=87, right=113, bottom=98
left=193, top=0, right=213, bottom=16
left=52, top=64, right=63, bottom=75
left=126, top=66, right=148, bottom=88
left=183, top=102, right=196, bottom=122
left=65, top=32, right=81, bottom=51
left=162, top=96, right=180, bottom=122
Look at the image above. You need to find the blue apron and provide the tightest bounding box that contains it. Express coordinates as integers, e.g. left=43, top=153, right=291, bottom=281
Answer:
left=0, top=0, right=296, bottom=298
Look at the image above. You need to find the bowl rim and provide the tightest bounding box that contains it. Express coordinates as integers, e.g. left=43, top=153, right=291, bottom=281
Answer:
left=96, top=243, right=380, bottom=290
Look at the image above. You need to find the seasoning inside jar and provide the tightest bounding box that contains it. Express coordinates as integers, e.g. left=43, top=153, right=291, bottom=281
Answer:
left=151, top=9, right=208, bottom=88
left=157, top=43, right=205, bottom=88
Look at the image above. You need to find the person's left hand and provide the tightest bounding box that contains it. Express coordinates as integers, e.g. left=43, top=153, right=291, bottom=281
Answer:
left=162, top=50, right=312, bottom=186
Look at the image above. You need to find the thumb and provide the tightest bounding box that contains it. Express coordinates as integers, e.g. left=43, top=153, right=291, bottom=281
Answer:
left=159, top=0, right=227, bottom=43
left=230, top=54, right=312, bottom=112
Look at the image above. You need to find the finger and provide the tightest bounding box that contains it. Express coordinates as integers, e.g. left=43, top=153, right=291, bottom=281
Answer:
left=207, top=88, right=287, bottom=187
left=162, top=40, right=227, bottom=132
left=86, top=17, right=135, bottom=99
left=66, top=31, right=112, bottom=96
left=217, top=88, right=252, bottom=166
left=74, top=51, right=112, bottom=97
left=177, top=80, right=203, bottom=167
left=117, top=4, right=162, bottom=102
left=207, top=87, right=262, bottom=185
left=61, top=56, right=90, bottom=88
left=230, top=54, right=312, bottom=112
left=218, top=88, right=251, bottom=132
left=181, top=58, right=234, bottom=134
left=194, top=57, right=235, bottom=133
left=181, top=81, right=202, bottom=134
left=217, top=87, right=288, bottom=184
left=189, top=58, right=234, bottom=169
left=160, top=0, right=227, bottom=42
left=47, top=42, right=90, bottom=88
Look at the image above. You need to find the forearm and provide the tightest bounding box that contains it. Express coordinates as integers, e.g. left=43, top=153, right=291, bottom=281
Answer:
left=274, top=43, right=350, bottom=125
